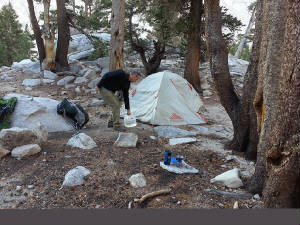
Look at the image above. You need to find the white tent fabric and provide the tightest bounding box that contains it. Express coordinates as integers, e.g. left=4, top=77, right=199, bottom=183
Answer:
left=121, top=71, right=206, bottom=125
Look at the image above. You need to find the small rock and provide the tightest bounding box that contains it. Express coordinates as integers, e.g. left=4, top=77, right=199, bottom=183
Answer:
left=149, top=136, right=156, bottom=140
left=226, top=155, right=234, bottom=161
left=42, top=79, right=55, bottom=84
left=177, top=201, right=181, bottom=205
left=83, top=69, right=97, bottom=80
left=169, top=137, right=197, bottom=146
left=114, top=133, right=138, bottom=148
left=129, top=173, right=146, bottom=188
left=67, top=133, right=97, bottom=150
left=22, top=79, right=41, bottom=87
left=61, top=91, right=67, bottom=95
left=25, top=87, right=32, bottom=91
left=11, top=144, right=41, bottom=160
left=65, top=84, right=76, bottom=89
left=74, top=77, right=88, bottom=84
left=75, top=86, right=81, bottom=93
left=210, top=168, right=243, bottom=188
left=16, top=186, right=22, bottom=192
left=253, top=194, right=260, bottom=200
left=233, top=201, right=239, bottom=209
left=62, top=166, right=90, bottom=187
left=203, top=90, right=212, bottom=97
left=28, top=185, right=34, bottom=189
left=95, top=205, right=100, bottom=209
left=57, top=76, right=75, bottom=86
left=43, top=70, right=57, bottom=80
left=217, top=203, right=224, bottom=208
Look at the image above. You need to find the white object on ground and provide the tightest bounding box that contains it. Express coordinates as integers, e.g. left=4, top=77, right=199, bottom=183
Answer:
left=114, top=133, right=138, bottom=147
left=159, top=161, right=198, bottom=174
left=67, top=133, right=97, bottom=150
left=62, top=166, right=90, bottom=187
left=129, top=173, right=147, bottom=188
left=124, top=115, right=137, bottom=128
left=210, top=168, right=243, bottom=188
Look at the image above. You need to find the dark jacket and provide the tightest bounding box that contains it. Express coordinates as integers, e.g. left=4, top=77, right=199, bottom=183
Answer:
left=97, top=69, right=131, bottom=110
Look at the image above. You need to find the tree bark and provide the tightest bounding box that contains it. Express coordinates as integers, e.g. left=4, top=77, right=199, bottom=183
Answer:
left=27, top=0, right=45, bottom=68
left=42, top=0, right=56, bottom=71
left=109, top=0, right=125, bottom=71
left=204, top=0, right=240, bottom=133
left=234, top=7, right=256, bottom=58
left=246, top=0, right=290, bottom=196
left=228, top=0, right=263, bottom=160
left=184, top=0, right=203, bottom=93
left=260, top=0, right=299, bottom=207
left=55, top=0, right=70, bottom=71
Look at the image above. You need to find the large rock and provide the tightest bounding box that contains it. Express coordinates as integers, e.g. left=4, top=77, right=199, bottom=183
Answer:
left=114, top=133, right=138, bottom=147
left=57, top=76, right=75, bottom=86
left=11, top=144, right=41, bottom=160
left=22, top=61, right=41, bottom=74
left=96, top=57, right=110, bottom=69
left=0, top=145, right=10, bottom=159
left=210, top=168, right=243, bottom=188
left=43, top=70, right=57, bottom=80
left=68, top=49, right=94, bottom=61
left=129, top=173, right=147, bottom=188
left=3, top=93, right=74, bottom=132
left=0, top=127, right=41, bottom=150
left=154, top=126, right=199, bottom=138
left=74, top=77, right=88, bottom=84
left=0, top=74, right=14, bottom=81
left=22, top=79, right=41, bottom=87
left=62, top=166, right=90, bottom=187
left=11, top=59, right=34, bottom=70
left=88, top=77, right=101, bottom=89
left=83, top=69, right=98, bottom=80
left=67, top=133, right=97, bottom=150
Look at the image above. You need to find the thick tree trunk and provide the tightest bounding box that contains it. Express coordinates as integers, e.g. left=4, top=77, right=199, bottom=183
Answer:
left=234, top=7, right=256, bottom=58
left=109, top=0, right=125, bottom=71
left=27, top=0, right=45, bottom=68
left=228, top=0, right=263, bottom=160
left=55, top=0, right=70, bottom=71
left=184, top=0, right=203, bottom=93
left=204, top=0, right=240, bottom=133
left=246, top=0, right=289, bottom=196
left=261, top=0, right=299, bottom=207
left=42, top=0, right=55, bottom=71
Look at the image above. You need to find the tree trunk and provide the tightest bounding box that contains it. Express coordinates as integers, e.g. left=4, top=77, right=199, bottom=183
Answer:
left=42, top=0, right=55, bottom=71
left=109, top=0, right=125, bottom=71
left=228, top=0, right=263, bottom=160
left=234, top=7, right=256, bottom=58
left=27, top=0, right=45, bottom=68
left=184, top=0, right=203, bottom=93
left=55, top=0, right=70, bottom=71
left=249, top=0, right=300, bottom=207
left=204, top=0, right=240, bottom=132
left=246, top=0, right=290, bottom=196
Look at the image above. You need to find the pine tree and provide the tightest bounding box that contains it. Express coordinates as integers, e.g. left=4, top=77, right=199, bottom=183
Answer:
left=0, top=3, right=34, bottom=67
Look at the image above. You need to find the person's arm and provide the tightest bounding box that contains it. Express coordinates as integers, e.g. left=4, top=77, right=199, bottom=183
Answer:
left=122, top=86, right=130, bottom=114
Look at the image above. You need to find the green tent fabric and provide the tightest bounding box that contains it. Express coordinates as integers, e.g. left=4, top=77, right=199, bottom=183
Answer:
left=0, top=97, right=17, bottom=131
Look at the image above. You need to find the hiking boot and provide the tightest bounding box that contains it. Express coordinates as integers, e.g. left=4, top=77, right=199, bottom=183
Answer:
left=107, top=121, right=113, bottom=128
left=113, top=126, right=126, bottom=132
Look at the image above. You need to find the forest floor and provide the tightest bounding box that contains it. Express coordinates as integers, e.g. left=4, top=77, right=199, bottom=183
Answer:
left=0, top=68, right=264, bottom=209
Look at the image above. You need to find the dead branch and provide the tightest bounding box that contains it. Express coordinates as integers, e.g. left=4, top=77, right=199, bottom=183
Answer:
left=133, top=188, right=171, bottom=204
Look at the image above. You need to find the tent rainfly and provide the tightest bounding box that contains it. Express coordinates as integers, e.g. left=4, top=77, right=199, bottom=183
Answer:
left=121, top=71, right=206, bottom=125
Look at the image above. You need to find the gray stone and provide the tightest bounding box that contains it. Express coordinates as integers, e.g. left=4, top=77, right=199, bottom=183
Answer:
left=74, top=77, right=88, bottom=84
left=78, top=68, right=89, bottom=76
left=23, top=61, right=41, bottom=74
left=62, top=166, right=90, bottom=187
left=67, top=133, right=97, bottom=150
left=114, top=132, right=138, bottom=148
left=226, top=155, right=234, bottom=161
left=43, top=70, right=57, bottom=80
left=42, top=79, right=55, bottom=84
left=87, top=99, right=104, bottom=107
left=65, top=84, right=76, bottom=89
left=27, top=185, right=34, bottom=189
left=57, top=76, right=75, bottom=86
left=129, top=173, right=147, bottom=188
left=11, top=144, right=41, bottom=160
left=11, top=59, right=34, bottom=70
left=22, top=79, right=41, bottom=87
left=203, top=90, right=212, bottom=97
left=0, top=74, right=14, bottom=81
left=83, top=69, right=97, bottom=80
left=96, top=57, right=110, bottom=68
left=3, top=93, right=74, bottom=132
left=169, top=137, right=197, bottom=146
left=154, top=126, right=199, bottom=138
left=88, top=77, right=101, bottom=89
left=210, top=168, right=243, bottom=188
left=25, top=87, right=32, bottom=91
left=253, top=194, right=260, bottom=200
left=100, top=68, right=109, bottom=76
left=0, top=127, right=42, bottom=150
left=75, top=86, right=81, bottom=93
left=68, top=49, right=94, bottom=61
left=71, top=63, right=82, bottom=74
left=0, top=145, right=10, bottom=159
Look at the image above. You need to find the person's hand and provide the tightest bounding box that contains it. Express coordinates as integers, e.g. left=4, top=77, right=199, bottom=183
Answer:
left=127, top=110, right=131, bottom=115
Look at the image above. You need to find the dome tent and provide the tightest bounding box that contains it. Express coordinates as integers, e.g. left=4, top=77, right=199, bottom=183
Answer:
left=121, top=71, right=206, bottom=125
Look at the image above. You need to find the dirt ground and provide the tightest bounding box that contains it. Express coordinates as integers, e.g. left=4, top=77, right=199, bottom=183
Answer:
left=0, top=69, right=264, bottom=209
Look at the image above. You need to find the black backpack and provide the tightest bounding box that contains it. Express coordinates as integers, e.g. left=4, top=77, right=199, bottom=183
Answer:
left=57, top=98, right=89, bottom=130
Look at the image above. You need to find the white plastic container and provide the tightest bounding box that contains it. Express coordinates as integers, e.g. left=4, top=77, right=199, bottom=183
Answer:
left=124, top=115, right=137, bottom=127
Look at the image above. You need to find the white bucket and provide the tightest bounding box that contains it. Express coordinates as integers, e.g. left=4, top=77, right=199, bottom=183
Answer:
left=124, top=115, right=137, bottom=128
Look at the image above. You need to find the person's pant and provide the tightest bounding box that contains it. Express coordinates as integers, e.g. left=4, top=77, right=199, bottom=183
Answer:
left=99, top=88, right=121, bottom=127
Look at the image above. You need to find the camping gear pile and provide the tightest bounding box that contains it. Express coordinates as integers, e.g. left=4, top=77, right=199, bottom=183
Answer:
left=0, top=97, right=17, bottom=131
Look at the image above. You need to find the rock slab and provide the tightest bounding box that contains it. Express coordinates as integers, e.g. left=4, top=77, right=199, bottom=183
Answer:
left=114, top=133, right=138, bottom=147
left=11, top=144, right=41, bottom=160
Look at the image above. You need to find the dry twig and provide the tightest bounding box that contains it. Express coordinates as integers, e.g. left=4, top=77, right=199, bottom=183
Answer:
left=133, top=188, right=171, bottom=204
